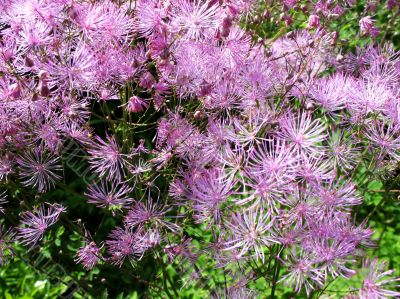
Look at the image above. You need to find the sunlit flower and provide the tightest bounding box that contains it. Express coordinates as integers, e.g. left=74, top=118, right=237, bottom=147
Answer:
left=278, top=111, right=327, bottom=155
left=88, top=135, right=128, bottom=181
left=85, top=180, right=134, bottom=213
left=360, top=258, right=400, bottom=299
left=224, top=207, right=279, bottom=262
left=170, top=0, right=222, bottom=41
left=17, top=203, right=65, bottom=248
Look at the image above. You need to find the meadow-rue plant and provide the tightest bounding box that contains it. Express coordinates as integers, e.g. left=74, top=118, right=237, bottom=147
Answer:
left=0, top=0, right=400, bottom=298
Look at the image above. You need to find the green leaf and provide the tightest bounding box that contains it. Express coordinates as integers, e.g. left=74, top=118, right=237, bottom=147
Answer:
left=69, top=231, right=81, bottom=241
left=128, top=292, right=138, bottom=299
left=101, top=289, right=108, bottom=299
left=4, top=292, right=13, bottom=299
left=56, top=226, right=65, bottom=237
left=40, top=248, right=51, bottom=259
left=367, top=180, right=383, bottom=191
left=91, top=267, right=100, bottom=275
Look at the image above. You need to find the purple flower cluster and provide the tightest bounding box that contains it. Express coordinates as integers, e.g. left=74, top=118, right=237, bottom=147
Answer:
left=0, top=0, right=399, bottom=297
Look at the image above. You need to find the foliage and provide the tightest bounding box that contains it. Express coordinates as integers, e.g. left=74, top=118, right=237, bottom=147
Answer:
left=0, top=0, right=400, bottom=298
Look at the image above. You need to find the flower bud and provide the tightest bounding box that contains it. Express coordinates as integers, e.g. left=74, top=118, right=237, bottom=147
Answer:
left=359, top=16, right=379, bottom=37
left=227, top=4, right=240, bottom=17
left=198, top=80, right=212, bottom=97
left=68, top=5, right=79, bottom=20
left=285, top=16, right=293, bottom=26
left=222, top=16, right=233, bottom=29
left=332, top=5, right=345, bottom=17
left=132, top=58, right=140, bottom=68
left=9, top=83, right=21, bottom=99
left=38, top=70, right=48, bottom=81
left=159, top=48, right=170, bottom=60
left=306, top=101, right=314, bottom=110
left=139, top=72, right=155, bottom=90
left=127, top=96, right=148, bottom=113
left=330, top=31, right=339, bottom=45
left=25, top=56, right=34, bottom=67
left=387, top=0, right=399, bottom=9
left=194, top=110, right=204, bottom=120
left=262, top=10, right=270, bottom=19
left=221, top=26, right=230, bottom=38
left=307, top=15, right=320, bottom=28
left=38, top=81, right=50, bottom=97
left=1, top=48, right=14, bottom=62
left=253, top=15, right=260, bottom=24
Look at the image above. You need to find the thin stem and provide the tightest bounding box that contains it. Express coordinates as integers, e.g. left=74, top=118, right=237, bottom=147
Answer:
left=270, top=247, right=281, bottom=299
left=380, top=7, right=399, bottom=46
left=157, top=254, right=179, bottom=298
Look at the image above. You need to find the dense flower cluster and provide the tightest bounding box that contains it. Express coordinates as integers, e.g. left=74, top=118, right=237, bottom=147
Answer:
left=0, top=0, right=400, bottom=297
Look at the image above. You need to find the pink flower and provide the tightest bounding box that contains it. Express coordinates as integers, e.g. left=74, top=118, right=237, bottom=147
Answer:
left=17, top=203, right=65, bottom=248
left=105, top=226, right=147, bottom=266
left=279, top=250, right=324, bottom=296
left=87, top=135, right=128, bottom=181
left=134, top=0, right=168, bottom=37
left=224, top=208, right=279, bottom=262
left=124, top=197, right=179, bottom=232
left=360, top=258, right=400, bottom=298
left=126, top=96, right=149, bottom=113
left=278, top=111, right=327, bottom=155
left=185, top=167, right=236, bottom=223
left=16, top=149, right=62, bottom=193
left=139, top=72, right=156, bottom=90
left=364, top=121, right=400, bottom=161
left=170, top=0, right=222, bottom=41
left=76, top=241, right=101, bottom=270
left=85, top=180, right=134, bottom=213
left=309, top=73, right=352, bottom=115
left=164, top=237, right=197, bottom=263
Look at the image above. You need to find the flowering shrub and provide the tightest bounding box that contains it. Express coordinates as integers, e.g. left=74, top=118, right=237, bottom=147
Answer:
left=0, top=0, right=400, bottom=298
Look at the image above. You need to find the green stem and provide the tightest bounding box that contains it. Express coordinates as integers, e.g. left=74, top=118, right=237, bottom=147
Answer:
left=158, top=255, right=179, bottom=298
left=270, top=252, right=281, bottom=299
